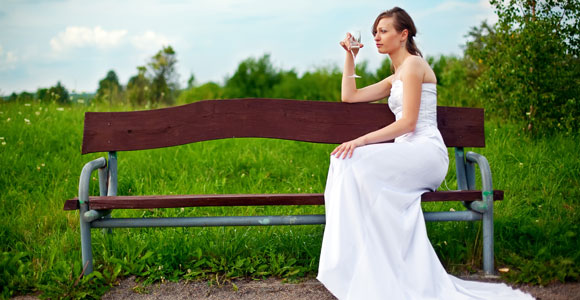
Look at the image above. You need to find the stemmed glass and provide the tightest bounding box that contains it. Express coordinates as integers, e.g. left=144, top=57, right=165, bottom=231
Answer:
left=348, top=30, right=361, bottom=78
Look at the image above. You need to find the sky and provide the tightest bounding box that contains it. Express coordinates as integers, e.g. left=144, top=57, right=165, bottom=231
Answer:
left=0, top=0, right=497, bottom=95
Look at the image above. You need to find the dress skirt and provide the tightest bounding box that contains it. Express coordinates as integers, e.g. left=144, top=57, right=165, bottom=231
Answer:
left=317, top=132, right=534, bottom=299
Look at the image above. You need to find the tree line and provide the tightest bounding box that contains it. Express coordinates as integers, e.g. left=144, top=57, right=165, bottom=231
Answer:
left=4, top=0, right=578, bottom=136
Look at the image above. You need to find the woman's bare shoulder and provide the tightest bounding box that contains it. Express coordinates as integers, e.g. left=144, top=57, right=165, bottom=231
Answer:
left=402, top=56, right=436, bottom=83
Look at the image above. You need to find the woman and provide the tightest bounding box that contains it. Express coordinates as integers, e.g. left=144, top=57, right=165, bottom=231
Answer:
left=317, top=7, right=534, bottom=300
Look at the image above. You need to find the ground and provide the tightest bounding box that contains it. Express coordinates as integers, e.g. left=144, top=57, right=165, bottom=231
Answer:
left=101, top=276, right=580, bottom=300
left=12, top=276, right=580, bottom=299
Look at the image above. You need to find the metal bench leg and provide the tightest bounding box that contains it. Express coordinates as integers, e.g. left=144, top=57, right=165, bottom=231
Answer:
left=78, top=157, right=107, bottom=275
left=482, top=199, right=494, bottom=275
left=98, top=164, right=112, bottom=235
left=80, top=202, right=94, bottom=274
left=98, top=152, right=117, bottom=235
left=466, top=151, right=495, bottom=275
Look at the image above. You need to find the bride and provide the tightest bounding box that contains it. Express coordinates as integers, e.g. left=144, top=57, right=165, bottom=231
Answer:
left=316, top=7, right=534, bottom=300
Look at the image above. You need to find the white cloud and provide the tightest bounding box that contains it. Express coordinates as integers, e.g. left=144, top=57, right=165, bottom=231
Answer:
left=0, top=45, right=18, bottom=70
left=50, top=26, right=128, bottom=52
left=478, top=0, right=499, bottom=24
left=415, top=0, right=496, bottom=23
left=131, top=31, right=172, bottom=52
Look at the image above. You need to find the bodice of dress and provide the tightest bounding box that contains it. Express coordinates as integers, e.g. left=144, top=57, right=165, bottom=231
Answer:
left=388, top=79, right=437, bottom=127
left=388, top=79, right=444, bottom=147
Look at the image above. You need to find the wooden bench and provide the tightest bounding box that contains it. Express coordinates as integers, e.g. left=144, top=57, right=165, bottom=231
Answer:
left=64, top=98, right=503, bottom=276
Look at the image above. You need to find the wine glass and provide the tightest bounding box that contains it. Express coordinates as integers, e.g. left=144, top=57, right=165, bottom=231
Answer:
left=348, top=30, right=361, bottom=78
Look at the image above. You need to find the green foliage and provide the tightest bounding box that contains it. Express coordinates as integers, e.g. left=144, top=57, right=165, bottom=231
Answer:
left=148, top=46, right=179, bottom=105
left=96, top=70, right=123, bottom=105
left=177, top=54, right=394, bottom=104
left=429, top=55, right=482, bottom=108
left=16, top=81, right=72, bottom=104
left=47, top=81, right=71, bottom=104
left=124, top=46, right=179, bottom=108
left=4, top=82, right=74, bottom=105
left=35, top=87, right=49, bottom=102
left=0, top=251, right=35, bottom=298
left=7, top=91, right=34, bottom=103
left=177, top=81, right=224, bottom=103
left=126, top=66, right=151, bottom=107
left=186, top=73, right=196, bottom=89
left=374, top=57, right=393, bottom=83
left=466, top=0, right=580, bottom=136
left=283, top=66, right=342, bottom=101
left=224, top=54, right=283, bottom=98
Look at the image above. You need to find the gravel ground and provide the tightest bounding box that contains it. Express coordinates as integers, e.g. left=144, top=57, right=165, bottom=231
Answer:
left=101, top=276, right=578, bottom=300
left=12, top=276, right=580, bottom=300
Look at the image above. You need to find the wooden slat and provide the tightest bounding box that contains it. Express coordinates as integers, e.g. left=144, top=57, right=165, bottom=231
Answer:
left=63, top=190, right=503, bottom=210
left=421, top=190, right=504, bottom=202
left=437, top=106, right=485, bottom=148
left=81, top=99, right=484, bottom=154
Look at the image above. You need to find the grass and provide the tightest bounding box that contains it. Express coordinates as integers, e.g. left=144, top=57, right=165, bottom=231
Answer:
left=1, top=100, right=578, bottom=299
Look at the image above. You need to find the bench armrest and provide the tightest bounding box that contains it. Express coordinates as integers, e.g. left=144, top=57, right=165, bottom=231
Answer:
left=464, top=151, right=494, bottom=213
left=78, top=157, right=107, bottom=205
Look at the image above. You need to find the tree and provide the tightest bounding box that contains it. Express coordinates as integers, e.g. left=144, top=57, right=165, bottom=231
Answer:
left=8, top=92, right=17, bottom=102
left=40, top=81, right=70, bottom=104
left=177, top=82, right=224, bottom=104
left=96, top=70, right=123, bottom=104
left=126, top=66, right=150, bottom=107
left=430, top=55, right=481, bottom=108
left=375, top=57, right=393, bottom=82
left=36, top=88, right=49, bottom=102
left=187, top=73, right=196, bottom=89
left=148, top=46, right=179, bottom=105
left=224, top=54, right=282, bottom=98
left=466, top=0, right=580, bottom=135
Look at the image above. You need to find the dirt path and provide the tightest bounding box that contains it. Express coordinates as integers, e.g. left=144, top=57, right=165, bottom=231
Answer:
left=12, top=276, right=580, bottom=299
left=100, top=276, right=580, bottom=300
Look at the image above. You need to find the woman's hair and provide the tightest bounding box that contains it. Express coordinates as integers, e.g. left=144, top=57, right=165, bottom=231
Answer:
left=372, top=7, right=422, bottom=57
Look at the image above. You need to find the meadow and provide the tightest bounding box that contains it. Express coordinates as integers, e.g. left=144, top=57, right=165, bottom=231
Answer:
left=1, top=100, right=578, bottom=299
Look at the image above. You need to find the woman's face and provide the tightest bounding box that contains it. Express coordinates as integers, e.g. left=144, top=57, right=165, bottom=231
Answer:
left=374, top=17, right=406, bottom=54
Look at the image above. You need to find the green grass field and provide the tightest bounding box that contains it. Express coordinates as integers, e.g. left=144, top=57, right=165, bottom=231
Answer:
left=1, top=100, right=578, bottom=299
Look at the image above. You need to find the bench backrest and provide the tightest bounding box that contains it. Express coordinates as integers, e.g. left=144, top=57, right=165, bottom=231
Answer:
left=82, top=98, right=484, bottom=154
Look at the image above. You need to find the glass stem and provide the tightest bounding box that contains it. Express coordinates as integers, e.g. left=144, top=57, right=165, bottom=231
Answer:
left=351, top=49, right=356, bottom=74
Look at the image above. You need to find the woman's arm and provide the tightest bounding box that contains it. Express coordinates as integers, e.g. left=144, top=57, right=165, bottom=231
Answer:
left=339, top=33, right=392, bottom=103
left=332, top=57, right=424, bottom=158
left=341, top=71, right=393, bottom=103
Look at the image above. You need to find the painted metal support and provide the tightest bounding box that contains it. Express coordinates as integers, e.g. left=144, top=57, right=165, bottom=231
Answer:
left=98, top=166, right=108, bottom=197
left=465, top=157, right=476, bottom=190
left=83, top=209, right=112, bottom=223
left=466, top=151, right=495, bottom=275
left=454, top=147, right=468, bottom=190
left=107, top=152, right=118, bottom=197
left=78, top=157, right=107, bottom=276
left=424, top=210, right=482, bottom=222
left=90, top=210, right=482, bottom=229
left=92, top=215, right=327, bottom=228
left=101, top=152, right=117, bottom=235
left=97, top=163, right=112, bottom=235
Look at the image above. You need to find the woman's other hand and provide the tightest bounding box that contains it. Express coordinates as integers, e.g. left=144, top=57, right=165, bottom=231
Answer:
left=339, top=33, right=364, bottom=56
left=331, top=137, right=366, bottom=159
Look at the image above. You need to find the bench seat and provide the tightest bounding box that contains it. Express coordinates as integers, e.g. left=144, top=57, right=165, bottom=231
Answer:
left=63, top=190, right=503, bottom=210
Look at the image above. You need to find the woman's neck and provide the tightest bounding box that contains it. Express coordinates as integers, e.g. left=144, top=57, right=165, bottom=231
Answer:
left=389, top=48, right=411, bottom=72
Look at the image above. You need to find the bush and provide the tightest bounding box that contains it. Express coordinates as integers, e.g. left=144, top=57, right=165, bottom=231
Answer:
left=466, top=0, right=580, bottom=136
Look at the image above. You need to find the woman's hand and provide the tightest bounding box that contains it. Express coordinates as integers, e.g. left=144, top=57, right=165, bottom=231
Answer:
left=339, top=33, right=364, bottom=56
left=331, top=137, right=366, bottom=159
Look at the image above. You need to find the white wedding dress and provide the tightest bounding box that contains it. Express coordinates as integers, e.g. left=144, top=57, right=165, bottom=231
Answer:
left=317, top=80, right=534, bottom=299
